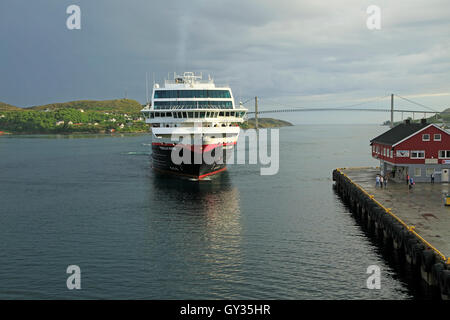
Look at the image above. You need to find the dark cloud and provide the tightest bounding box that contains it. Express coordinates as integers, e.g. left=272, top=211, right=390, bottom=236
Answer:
left=0, top=0, right=449, bottom=123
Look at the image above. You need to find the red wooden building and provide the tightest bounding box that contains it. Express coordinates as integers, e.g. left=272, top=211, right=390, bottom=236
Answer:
left=370, top=119, right=450, bottom=182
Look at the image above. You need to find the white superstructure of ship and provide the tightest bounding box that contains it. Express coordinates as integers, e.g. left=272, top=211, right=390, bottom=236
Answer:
left=141, top=72, right=247, bottom=179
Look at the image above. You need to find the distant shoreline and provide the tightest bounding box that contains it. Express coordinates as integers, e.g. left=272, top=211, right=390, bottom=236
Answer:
left=0, top=130, right=149, bottom=136
left=241, top=117, right=293, bottom=129
left=1, top=99, right=293, bottom=134
left=0, top=119, right=294, bottom=136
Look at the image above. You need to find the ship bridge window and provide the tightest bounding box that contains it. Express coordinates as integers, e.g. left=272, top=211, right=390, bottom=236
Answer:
left=200, top=112, right=206, bottom=118
left=153, top=101, right=172, bottom=109
left=154, top=90, right=231, bottom=99
left=183, top=112, right=187, bottom=118
left=154, top=101, right=233, bottom=109
left=188, top=112, right=193, bottom=118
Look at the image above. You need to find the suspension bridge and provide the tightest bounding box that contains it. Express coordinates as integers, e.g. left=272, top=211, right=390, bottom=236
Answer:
left=242, top=94, right=447, bottom=128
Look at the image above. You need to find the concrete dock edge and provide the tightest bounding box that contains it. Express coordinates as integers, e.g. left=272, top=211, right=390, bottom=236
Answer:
left=333, top=168, right=450, bottom=300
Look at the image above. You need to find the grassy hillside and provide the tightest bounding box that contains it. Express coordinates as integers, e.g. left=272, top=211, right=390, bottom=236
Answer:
left=440, top=108, right=450, bottom=122
left=0, top=102, right=22, bottom=112
left=27, top=99, right=143, bottom=114
left=0, top=99, right=147, bottom=134
left=240, top=117, right=293, bottom=129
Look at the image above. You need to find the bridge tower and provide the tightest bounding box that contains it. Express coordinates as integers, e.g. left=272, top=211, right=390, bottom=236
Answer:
left=391, top=93, right=394, bottom=128
left=255, top=96, right=258, bottom=130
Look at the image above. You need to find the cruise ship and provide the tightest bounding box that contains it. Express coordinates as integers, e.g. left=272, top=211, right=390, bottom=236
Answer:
left=141, top=72, right=247, bottom=179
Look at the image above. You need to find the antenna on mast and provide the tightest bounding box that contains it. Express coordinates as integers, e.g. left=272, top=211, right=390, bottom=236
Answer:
left=146, top=72, right=149, bottom=104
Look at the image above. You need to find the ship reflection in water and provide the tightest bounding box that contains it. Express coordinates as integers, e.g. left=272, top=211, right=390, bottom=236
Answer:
left=146, top=172, right=244, bottom=298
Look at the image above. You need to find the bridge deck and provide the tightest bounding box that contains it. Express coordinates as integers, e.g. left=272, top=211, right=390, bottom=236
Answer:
left=247, top=108, right=437, bottom=114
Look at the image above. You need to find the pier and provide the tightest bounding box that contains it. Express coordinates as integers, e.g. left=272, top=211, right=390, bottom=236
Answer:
left=333, top=167, right=450, bottom=299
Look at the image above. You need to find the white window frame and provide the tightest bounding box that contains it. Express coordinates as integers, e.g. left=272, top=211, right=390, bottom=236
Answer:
left=396, top=150, right=410, bottom=157
left=439, top=150, right=450, bottom=159
left=434, top=134, right=441, bottom=141
left=411, top=150, right=425, bottom=159
left=414, top=167, right=422, bottom=176
left=422, top=134, right=430, bottom=141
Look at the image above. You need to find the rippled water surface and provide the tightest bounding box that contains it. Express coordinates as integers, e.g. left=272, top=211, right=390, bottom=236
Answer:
left=0, top=125, right=414, bottom=299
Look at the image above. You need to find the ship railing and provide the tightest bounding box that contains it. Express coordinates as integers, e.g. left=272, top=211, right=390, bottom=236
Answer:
left=163, top=80, right=229, bottom=88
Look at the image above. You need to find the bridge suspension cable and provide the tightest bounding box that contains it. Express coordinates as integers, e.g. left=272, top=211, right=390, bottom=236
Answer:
left=248, top=94, right=391, bottom=112
left=394, top=94, right=439, bottom=113
left=245, top=93, right=441, bottom=116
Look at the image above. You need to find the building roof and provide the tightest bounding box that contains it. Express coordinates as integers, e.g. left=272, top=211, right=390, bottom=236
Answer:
left=370, top=122, right=429, bottom=145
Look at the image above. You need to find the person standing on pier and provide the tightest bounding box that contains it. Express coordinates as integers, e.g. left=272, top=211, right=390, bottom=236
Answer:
left=431, top=172, right=435, bottom=184
left=380, top=176, right=384, bottom=188
left=406, top=174, right=410, bottom=185
left=376, top=175, right=380, bottom=188
left=409, top=176, right=414, bottom=190
left=384, top=175, right=388, bottom=188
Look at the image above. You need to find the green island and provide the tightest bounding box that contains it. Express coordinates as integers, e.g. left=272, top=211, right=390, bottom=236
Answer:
left=0, top=100, right=293, bottom=134
left=240, top=117, right=293, bottom=129
left=0, top=99, right=147, bottom=134
left=382, top=108, right=450, bottom=127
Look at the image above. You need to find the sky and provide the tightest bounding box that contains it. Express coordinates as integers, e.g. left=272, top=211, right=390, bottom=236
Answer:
left=0, top=0, right=449, bottom=124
